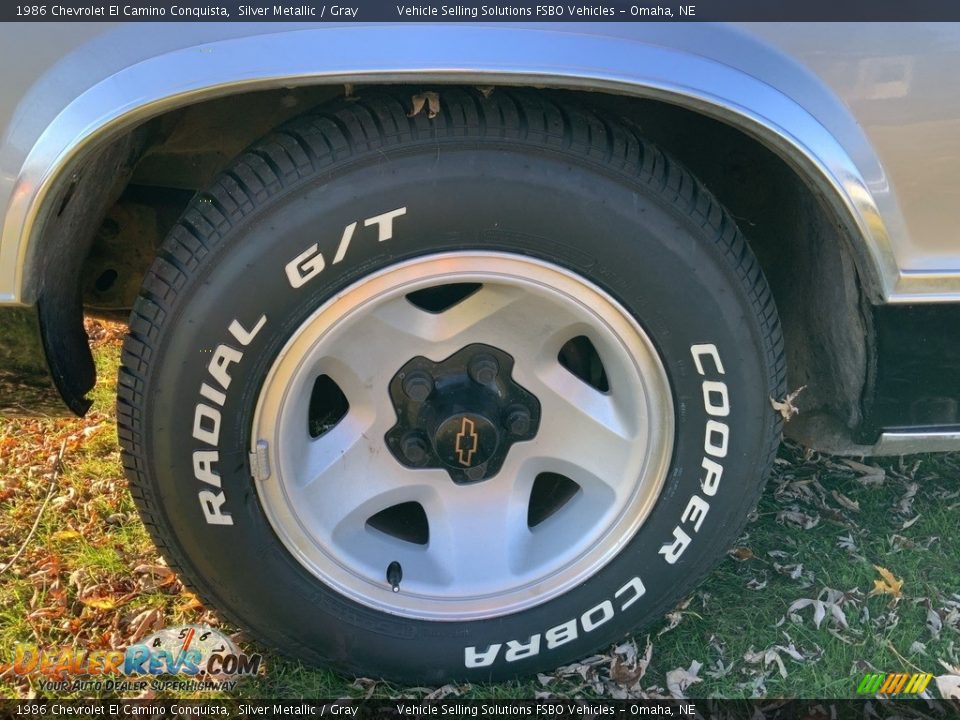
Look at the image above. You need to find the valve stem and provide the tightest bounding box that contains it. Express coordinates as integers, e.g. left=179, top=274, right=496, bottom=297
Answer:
left=386, top=561, right=403, bottom=593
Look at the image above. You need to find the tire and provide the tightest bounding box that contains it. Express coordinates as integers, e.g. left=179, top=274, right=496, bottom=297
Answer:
left=117, top=88, right=785, bottom=683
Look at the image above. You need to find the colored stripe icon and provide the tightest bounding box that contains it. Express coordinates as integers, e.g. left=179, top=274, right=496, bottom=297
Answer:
left=857, top=672, right=934, bottom=695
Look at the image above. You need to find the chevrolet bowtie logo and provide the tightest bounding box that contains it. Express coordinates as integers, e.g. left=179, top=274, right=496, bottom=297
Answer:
left=454, top=417, right=479, bottom=466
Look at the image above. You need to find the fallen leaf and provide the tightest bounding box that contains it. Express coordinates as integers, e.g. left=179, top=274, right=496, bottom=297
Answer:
left=927, top=607, right=943, bottom=640
left=705, top=658, right=735, bottom=680
left=666, top=661, right=701, bottom=699
left=841, top=459, right=886, bottom=485
left=610, top=638, right=652, bottom=688
left=935, top=675, right=960, bottom=699
left=177, top=592, right=205, bottom=612
left=776, top=643, right=806, bottom=662
left=829, top=603, right=850, bottom=629
left=787, top=593, right=850, bottom=630
left=775, top=563, right=805, bottom=580
left=657, top=598, right=694, bottom=637
left=426, top=685, right=459, bottom=700
left=729, top=547, right=754, bottom=561
left=408, top=92, right=440, bottom=119
left=869, top=566, right=904, bottom=606
left=777, top=509, right=820, bottom=530
left=50, top=530, right=81, bottom=541
left=896, top=483, right=919, bottom=515
left=831, top=491, right=860, bottom=512
left=901, top=515, right=922, bottom=530
left=944, top=607, right=960, bottom=631
left=127, top=608, right=164, bottom=644
left=50, top=487, right=76, bottom=509
left=80, top=596, right=116, bottom=610
left=788, top=598, right=826, bottom=629
left=744, top=646, right=788, bottom=678
left=134, top=564, right=175, bottom=587
left=770, top=386, right=806, bottom=421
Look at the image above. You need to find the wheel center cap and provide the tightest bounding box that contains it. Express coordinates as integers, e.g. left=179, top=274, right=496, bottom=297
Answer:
left=385, top=343, right=541, bottom=484
left=435, top=413, right=498, bottom=470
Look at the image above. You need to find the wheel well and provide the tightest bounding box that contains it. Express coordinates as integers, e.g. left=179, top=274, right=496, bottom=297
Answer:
left=46, top=84, right=871, bottom=448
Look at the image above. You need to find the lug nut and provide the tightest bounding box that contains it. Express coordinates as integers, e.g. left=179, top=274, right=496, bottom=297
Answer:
left=401, top=433, right=430, bottom=466
left=468, top=354, right=499, bottom=385
left=506, top=407, right=532, bottom=436
left=402, top=371, right=434, bottom=402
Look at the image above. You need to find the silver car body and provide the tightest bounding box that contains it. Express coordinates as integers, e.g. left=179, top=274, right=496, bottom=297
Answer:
left=1, top=21, right=958, bottom=449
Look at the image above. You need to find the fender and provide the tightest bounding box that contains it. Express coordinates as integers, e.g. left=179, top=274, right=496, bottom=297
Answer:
left=0, top=23, right=927, bottom=306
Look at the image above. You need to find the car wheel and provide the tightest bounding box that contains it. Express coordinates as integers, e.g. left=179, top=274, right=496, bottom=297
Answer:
left=117, top=89, right=785, bottom=682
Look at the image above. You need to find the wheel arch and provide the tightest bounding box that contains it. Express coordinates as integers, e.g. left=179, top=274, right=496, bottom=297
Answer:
left=3, top=26, right=898, bottom=305
left=0, top=26, right=889, bottom=447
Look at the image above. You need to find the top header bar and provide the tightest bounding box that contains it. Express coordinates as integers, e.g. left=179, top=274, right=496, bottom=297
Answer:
left=5, top=0, right=960, bottom=22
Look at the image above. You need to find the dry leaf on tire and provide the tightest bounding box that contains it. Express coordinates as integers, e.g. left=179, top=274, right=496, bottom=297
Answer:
left=408, top=92, right=440, bottom=119
left=770, top=386, right=806, bottom=421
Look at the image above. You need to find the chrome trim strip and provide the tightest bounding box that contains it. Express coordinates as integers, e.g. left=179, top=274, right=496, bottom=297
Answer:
left=872, top=431, right=960, bottom=455
left=890, top=271, right=960, bottom=304
left=0, top=26, right=903, bottom=305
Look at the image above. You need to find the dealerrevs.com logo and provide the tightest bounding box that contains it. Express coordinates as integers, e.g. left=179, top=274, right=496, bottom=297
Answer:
left=11, top=624, right=262, bottom=693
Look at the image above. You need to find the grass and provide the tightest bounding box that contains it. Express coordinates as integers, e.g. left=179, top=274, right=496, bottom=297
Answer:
left=0, top=319, right=958, bottom=700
